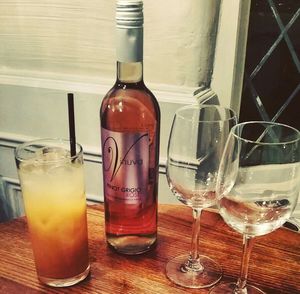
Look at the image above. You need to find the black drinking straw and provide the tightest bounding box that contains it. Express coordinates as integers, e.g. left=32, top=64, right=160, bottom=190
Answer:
left=68, top=93, right=76, bottom=158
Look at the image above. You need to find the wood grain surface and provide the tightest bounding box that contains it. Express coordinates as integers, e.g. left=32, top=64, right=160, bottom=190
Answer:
left=0, top=204, right=299, bottom=293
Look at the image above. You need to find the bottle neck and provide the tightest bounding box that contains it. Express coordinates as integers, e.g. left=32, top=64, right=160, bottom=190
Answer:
left=116, top=26, right=143, bottom=83
left=117, top=61, right=143, bottom=83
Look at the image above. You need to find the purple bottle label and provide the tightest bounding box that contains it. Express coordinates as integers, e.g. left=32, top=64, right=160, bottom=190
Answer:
left=101, top=127, right=149, bottom=204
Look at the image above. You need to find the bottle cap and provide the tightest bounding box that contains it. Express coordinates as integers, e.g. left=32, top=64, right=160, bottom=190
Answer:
left=116, top=0, right=143, bottom=28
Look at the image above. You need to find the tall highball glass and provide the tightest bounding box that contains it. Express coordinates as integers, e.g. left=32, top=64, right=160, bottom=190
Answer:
left=15, top=139, right=90, bottom=287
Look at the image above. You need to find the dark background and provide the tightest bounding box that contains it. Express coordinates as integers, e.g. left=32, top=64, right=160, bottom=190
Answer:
left=240, top=0, right=300, bottom=130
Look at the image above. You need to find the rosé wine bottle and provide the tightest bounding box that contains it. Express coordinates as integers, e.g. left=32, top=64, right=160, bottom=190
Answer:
left=100, top=0, right=160, bottom=255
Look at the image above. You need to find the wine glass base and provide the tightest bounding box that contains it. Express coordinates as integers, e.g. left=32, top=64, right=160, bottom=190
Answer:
left=210, top=282, right=265, bottom=294
left=166, top=254, right=222, bottom=289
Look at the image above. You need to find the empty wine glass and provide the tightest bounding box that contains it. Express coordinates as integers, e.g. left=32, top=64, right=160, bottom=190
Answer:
left=166, top=104, right=237, bottom=288
left=210, top=121, right=300, bottom=294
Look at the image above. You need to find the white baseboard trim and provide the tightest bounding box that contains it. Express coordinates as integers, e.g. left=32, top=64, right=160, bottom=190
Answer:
left=0, top=70, right=196, bottom=104
left=1, top=176, right=21, bottom=192
left=0, top=131, right=167, bottom=174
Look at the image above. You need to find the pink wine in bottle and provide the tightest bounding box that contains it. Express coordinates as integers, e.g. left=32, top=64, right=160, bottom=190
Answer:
left=100, top=0, right=160, bottom=255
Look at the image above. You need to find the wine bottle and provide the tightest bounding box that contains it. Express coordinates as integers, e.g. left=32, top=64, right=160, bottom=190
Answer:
left=100, top=0, right=160, bottom=255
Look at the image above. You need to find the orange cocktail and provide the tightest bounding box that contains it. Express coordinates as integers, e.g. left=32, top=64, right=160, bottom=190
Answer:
left=16, top=139, right=90, bottom=287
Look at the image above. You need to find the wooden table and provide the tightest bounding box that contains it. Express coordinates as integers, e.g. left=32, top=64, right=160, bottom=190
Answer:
left=0, top=204, right=299, bottom=294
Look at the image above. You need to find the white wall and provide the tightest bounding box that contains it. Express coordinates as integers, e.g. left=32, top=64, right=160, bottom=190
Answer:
left=0, top=0, right=219, bottom=87
left=0, top=83, right=193, bottom=205
left=0, top=0, right=250, bottom=210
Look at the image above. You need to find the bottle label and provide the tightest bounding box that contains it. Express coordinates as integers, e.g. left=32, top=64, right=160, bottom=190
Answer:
left=101, top=127, right=149, bottom=204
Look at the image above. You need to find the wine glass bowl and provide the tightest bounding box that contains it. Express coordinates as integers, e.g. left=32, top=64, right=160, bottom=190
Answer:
left=167, top=106, right=236, bottom=210
left=166, top=104, right=237, bottom=288
left=210, top=121, right=300, bottom=294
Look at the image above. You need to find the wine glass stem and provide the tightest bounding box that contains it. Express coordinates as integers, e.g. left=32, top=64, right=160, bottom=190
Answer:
left=185, top=208, right=203, bottom=271
left=236, top=235, right=255, bottom=292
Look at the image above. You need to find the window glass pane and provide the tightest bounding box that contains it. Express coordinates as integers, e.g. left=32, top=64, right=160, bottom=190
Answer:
left=240, top=0, right=300, bottom=129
